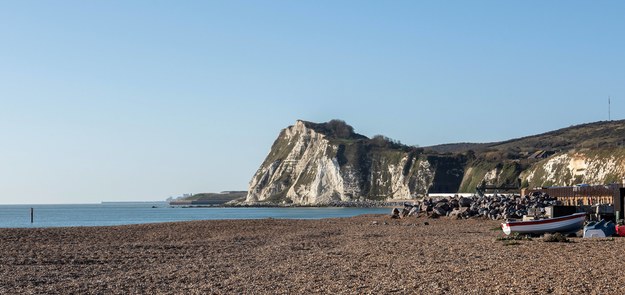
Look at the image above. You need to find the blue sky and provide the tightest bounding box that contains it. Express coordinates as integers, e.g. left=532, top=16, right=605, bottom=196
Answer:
left=1, top=1, right=624, bottom=204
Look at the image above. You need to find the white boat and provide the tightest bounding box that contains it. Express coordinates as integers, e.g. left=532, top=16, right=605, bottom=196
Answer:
left=501, top=212, right=586, bottom=235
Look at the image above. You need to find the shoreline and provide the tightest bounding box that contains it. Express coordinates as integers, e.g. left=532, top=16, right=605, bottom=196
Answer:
left=0, top=207, right=393, bottom=229
left=173, top=199, right=419, bottom=208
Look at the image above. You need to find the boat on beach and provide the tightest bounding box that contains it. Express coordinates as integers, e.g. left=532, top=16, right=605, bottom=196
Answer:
left=501, top=212, right=587, bottom=235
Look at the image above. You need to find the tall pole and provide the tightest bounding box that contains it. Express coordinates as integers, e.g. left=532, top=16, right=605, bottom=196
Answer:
left=609, top=96, right=611, bottom=121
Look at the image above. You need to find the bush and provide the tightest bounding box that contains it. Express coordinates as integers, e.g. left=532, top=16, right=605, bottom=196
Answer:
left=370, top=135, right=404, bottom=149
left=326, top=119, right=354, bottom=138
left=543, top=233, right=570, bottom=243
left=496, top=232, right=532, bottom=241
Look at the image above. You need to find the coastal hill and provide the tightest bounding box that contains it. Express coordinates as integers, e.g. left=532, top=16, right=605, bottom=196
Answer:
left=246, top=119, right=625, bottom=205
left=426, top=119, right=625, bottom=154
left=170, top=191, right=246, bottom=205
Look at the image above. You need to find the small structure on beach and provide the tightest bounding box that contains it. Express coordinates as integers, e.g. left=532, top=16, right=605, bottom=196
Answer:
left=523, top=184, right=625, bottom=221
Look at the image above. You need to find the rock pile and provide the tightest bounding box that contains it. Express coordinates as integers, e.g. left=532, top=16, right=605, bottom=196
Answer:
left=394, top=192, right=561, bottom=220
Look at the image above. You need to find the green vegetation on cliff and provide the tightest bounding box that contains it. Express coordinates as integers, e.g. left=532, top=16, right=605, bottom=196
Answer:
left=172, top=192, right=247, bottom=205
left=427, top=119, right=625, bottom=155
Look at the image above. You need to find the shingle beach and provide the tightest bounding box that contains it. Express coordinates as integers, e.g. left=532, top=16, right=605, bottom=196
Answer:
left=1, top=215, right=624, bottom=294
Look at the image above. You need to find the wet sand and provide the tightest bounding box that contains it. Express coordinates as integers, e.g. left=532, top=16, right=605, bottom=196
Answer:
left=1, top=215, right=623, bottom=294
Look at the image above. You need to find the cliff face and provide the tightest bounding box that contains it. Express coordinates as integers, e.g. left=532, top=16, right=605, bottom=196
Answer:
left=521, top=149, right=625, bottom=187
left=246, top=121, right=348, bottom=204
left=246, top=121, right=467, bottom=204
left=246, top=120, right=625, bottom=204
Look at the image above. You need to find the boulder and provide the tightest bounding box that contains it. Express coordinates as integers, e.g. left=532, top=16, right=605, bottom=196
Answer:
left=400, top=207, right=412, bottom=218
left=433, top=207, right=448, bottom=216
left=434, top=202, right=450, bottom=211
left=391, top=208, right=401, bottom=219
left=458, top=197, right=472, bottom=207
left=449, top=207, right=468, bottom=219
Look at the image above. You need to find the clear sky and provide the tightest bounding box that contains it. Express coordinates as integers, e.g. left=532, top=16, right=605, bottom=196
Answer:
left=1, top=1, right=624, bottom=204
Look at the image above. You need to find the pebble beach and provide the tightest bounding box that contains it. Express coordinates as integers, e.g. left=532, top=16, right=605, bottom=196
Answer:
left=1, top=215, right=624, bottom=294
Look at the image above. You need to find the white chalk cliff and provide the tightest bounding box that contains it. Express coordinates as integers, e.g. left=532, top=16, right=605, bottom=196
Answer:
left=246, top=120, right=465, bottom=204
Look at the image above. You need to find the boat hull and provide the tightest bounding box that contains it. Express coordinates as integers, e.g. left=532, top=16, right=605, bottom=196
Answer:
left=501, top=213, right=586, bottom=235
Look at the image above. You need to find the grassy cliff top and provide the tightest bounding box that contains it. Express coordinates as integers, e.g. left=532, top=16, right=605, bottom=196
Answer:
left=297, top=119, right=425, bottom=152
left=297, top=119, right=368, bottom=141
left=426, top=119, right=625, bottom=154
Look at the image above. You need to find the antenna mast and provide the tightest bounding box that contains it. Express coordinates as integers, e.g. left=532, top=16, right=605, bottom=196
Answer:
left=609, top=96, right=611, bottom=121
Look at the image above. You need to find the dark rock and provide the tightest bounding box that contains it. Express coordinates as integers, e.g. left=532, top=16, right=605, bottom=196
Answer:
left=391, top=208, right=401, bottom=219
left=433, top=207, right=448, bottom=216
left=458, top=197, right=472, bottom=207
left=400, top=207, right=411, bottom=218
left=434, top=202, right=450, bottom=212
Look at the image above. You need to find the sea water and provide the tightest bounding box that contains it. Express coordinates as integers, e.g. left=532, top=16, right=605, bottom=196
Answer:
left=0, top=203, right=390, bottom=228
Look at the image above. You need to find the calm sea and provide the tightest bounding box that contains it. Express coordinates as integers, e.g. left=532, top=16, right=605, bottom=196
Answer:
left=0, top=202, right=390, bottom=228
